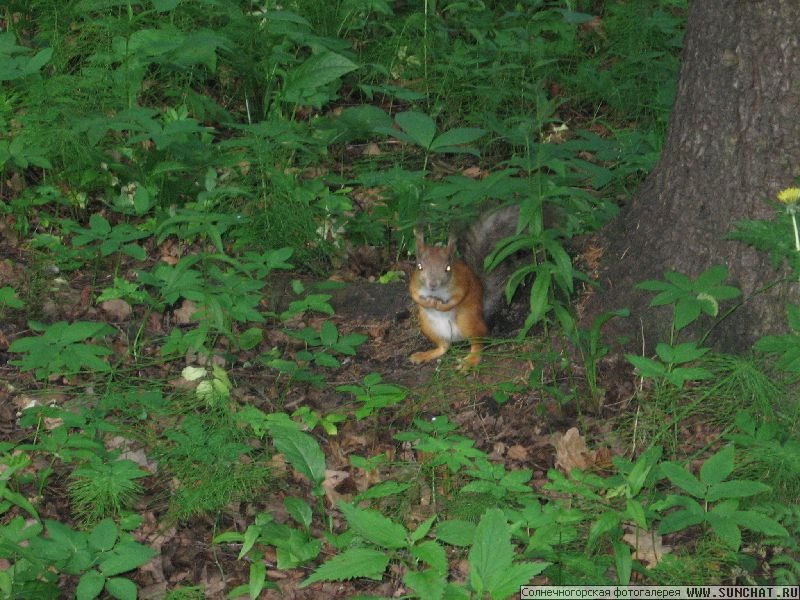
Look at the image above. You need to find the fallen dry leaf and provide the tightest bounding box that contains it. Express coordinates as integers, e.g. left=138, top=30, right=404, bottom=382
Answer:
left=622, top=525, right=672, bottom=568
left=507, top=444, right=529, bottom=461
left=552, top=427, right=592, bottom=474
left=173, top=299, right=198, bottom=324
left=101, top=298, right=133, bottom=321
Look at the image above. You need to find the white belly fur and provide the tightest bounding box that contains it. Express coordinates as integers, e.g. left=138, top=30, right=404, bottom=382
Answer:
left=422, top=306, right=464, bottom=342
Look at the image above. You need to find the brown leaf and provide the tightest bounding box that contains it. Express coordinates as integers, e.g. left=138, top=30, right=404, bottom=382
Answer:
left=173, top=299, right=198, bottom=324
left=551, top=427, right=592, bottom=474
left=622, top=526, right=672, bottom=568
left=101, top=298, right=133, bottom=321
left=507, top=444, right=529, bottom=461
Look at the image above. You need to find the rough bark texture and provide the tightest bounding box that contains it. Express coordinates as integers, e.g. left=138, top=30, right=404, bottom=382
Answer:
left=586, top=0, right=800, bottom=353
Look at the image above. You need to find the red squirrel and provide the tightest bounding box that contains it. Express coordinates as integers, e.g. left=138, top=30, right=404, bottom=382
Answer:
left=409, top=205, right=520, bottom=369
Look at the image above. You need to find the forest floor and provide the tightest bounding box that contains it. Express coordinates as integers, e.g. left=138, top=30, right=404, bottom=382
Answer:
left=0, top=222, right=730, bottom=598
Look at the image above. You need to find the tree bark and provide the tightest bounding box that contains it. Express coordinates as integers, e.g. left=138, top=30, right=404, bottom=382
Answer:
left=586, top=0, right=800, bottom=353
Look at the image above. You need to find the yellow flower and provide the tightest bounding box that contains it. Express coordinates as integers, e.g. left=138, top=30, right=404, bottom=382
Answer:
left=777, top=187, right=800, bottom=204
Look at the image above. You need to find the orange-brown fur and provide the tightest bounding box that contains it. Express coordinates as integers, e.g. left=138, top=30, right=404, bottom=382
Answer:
left=409, top=230, right=488, bottom=369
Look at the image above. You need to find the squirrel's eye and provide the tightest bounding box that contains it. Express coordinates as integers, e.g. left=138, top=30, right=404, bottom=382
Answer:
left=445, top=264, right=451, bottom=272
left=417, top=263, right=423, bottom=270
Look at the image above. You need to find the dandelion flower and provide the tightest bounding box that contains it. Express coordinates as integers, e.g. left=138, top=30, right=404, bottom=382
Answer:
left=777, top=187, right=800, bottom=205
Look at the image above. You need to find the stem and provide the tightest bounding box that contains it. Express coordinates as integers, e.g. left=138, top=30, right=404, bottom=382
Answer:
left=791, top=211, right=800, bottom=254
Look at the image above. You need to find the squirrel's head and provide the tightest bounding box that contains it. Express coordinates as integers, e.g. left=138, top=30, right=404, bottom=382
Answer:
left=414, top=229, right=456, bottom=291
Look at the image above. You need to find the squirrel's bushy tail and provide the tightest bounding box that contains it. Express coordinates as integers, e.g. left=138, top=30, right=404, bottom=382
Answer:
left=461, top=204, right=521, bottom=323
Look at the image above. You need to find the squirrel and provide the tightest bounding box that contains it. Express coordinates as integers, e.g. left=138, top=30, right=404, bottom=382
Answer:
left=409, top=205, right=520, bottom=369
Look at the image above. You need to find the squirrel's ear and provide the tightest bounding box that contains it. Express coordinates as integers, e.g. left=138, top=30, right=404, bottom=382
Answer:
left=446, top=234, right=456, bottom=253
left=414, top=228, right=425, bottom=249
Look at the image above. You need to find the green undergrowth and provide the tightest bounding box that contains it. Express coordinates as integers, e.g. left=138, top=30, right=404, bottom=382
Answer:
left=1, top=0, right=798, bottom=598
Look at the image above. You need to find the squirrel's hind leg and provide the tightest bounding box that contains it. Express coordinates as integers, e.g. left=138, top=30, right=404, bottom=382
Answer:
left=410, top=344, right=449, bottom=364
left=457, top=339, right=483, bottom=371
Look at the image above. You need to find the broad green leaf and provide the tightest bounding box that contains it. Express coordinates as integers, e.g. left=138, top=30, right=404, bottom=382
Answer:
left=429, top=127, right=486, bottom=153
left=706, top=480, right=770, bottom=502
left=694, top=265, right=728, bottom=288
left=488, top=562, right=550, bottom=599
left=395, top=111, right=437, bottom=149
left=625, top=354, right=666, bottom=378
left=699, top=445, right=734, bottom=485
left=673, top=297, right=702, bottom=331
left=625, top=499, right=647, bottom=529
left=88, top=519, right=118, bottom=552
left=98, top=541, right=157, bottom=577
left=104, top=577, right=137, bottom=600
left=659, top=462, right=705, bottom=498
left=249, top=560, right=267, bottom=599
left=587, top=511, right=620, bottom=549
left=469, top=509, right=514, bottom=596
left=269, top=422, right=326, bottom=489
left=300, top=547, right=389, bottom=586
left=612, top=539, right=632, bottom=585
left=436, top=519, right=476, bottom=547
left=528, top=268, right=551, bottom=325
left=75, top=570, right=105, bottom=600
left=707, top=515, right=741, bottom=550
left=337, top=501, right=407, bottom=549
left=319, top=320, right=338, bottom=346
left=283, top=51, right=359, bottom=106
left=731, top=510, right=789, bottom=538
left=411, top=540, right=448, bottom=574
left=410, top=515, right=437, bottom=544
left=285, top=497, right=313, bottom=530
left=658, top=508, right=705, bottom=535
left=404, top=569, right=446, bottom=600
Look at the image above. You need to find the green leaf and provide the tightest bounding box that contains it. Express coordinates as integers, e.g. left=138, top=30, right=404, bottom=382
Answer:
left=731, top=510, right=789, bottom=538
left=588, top=511, right=620, bottom=549
left=319, top=320, right=338, bottom=346
left=395, top=111, right=437, bottom=149
left=76, top=570, right=105, bottom=600
left=404, top=569, right=446, bottom=600
left=269, top=422, right=327, bottom=489
left=488, top=562, right=549, bottom=600
left=88, top=519, right=118, bottom=552
left=528, top=268, right=551, bottom=325
left=469, top=509, right=514, bottom=596
left=699, top=445, right=734, bottom=485
left=285, top=497, right=313, bottom=530
left=658, top=508, right=705, bottom=535
left=659, top=462, right=705, bottom=497
left=283, top=51, right=358, bottom=106
left=694, top=265, right=728, bottom=288
left=104, top=577, right=137, bottom=600
left=249, top=560, right=267, bottom=599
left=337, top=501, right=408, bottom=549
left=626, top=354, right=666, bottom=378
left=612, top=540, right=632, bottom=585
left=707, top=516, right=741, bottom=550
left=300, top=547, right=389, bottom=587
left=411, top=540, right=448, bottom=574
left=410, top=515, right=437, bottom=544
left=429, top=127, right=486, bottom=153
left=436, top=519, right=476, bottom=547
left=99, top=541, right=156, bottom=577
left=706, top=480, right=771, bottom=502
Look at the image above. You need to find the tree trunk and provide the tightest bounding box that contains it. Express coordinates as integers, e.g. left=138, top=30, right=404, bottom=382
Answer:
left=586, top=0, right=800, bottom=353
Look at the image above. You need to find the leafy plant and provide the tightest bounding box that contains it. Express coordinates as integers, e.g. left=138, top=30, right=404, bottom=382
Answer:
left=336, top=372, right=408, bottom=419
left=655, top=445, right=788, bottom=550
left=1, top=517, right=155, bottom=600
left=214, top=500, right=320, bottom=598
left=9, top=321, right=115, bottom=379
